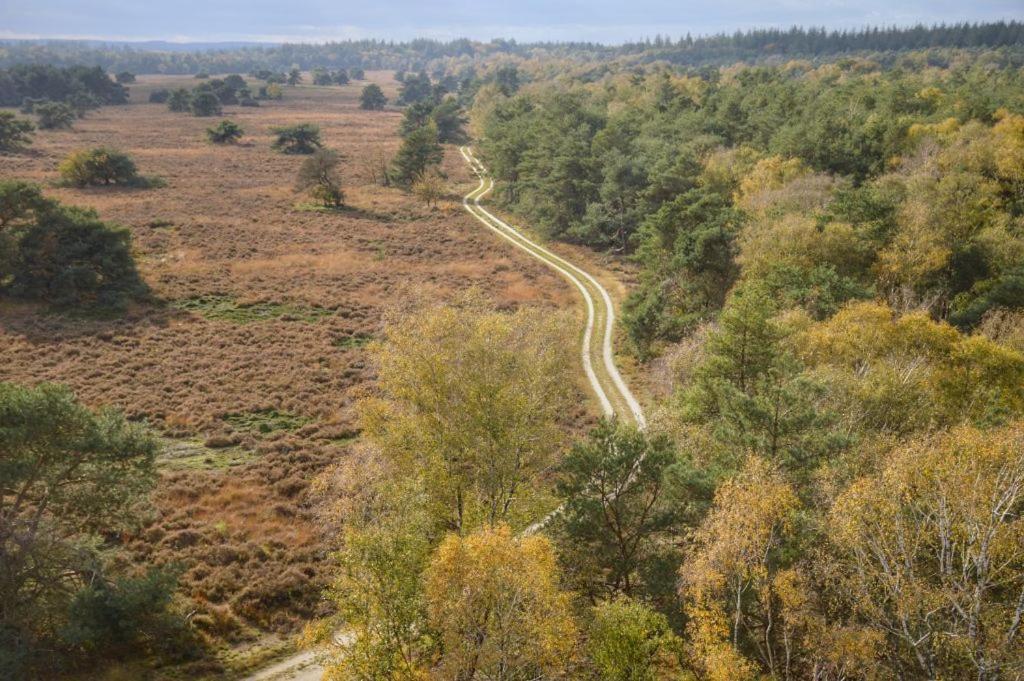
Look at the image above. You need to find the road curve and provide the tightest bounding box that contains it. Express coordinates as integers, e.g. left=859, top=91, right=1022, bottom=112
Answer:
left=242, top=146, right=647, bottom=681
left=460, top=146, right=646, bottom=429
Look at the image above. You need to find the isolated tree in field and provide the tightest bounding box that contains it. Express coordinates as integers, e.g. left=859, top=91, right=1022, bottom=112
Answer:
left=7, top=202, right=148, bottom=307
left=189, top=90, right=222, bottom=117
left=58, top=148, right=139, bottom=186
left=148, top=88, right=170, bottom=103
left=587, top=597, right=684, bottom=681
left=262, top=83, right=283, bottom=100
left=424, top=526, right=577, bottom=680
left=312, top=69, right=333, bottom=86
left=361, top=295, right=573, bottom=533
left=411, top=169, right=445, bottom=207
left=334, top=69, right=350, bottom=85
left=295, top=148, right=344, bottom=207
left=350, top=68, right=365, bottom=80
left=166, top=88, right=191, bottom=112
left=360, top=83, right=387, bottom=110
left=287, top=68, right=302, bottom=85
left=0, top=382, right=158, bottom=672
left=391, top=121, right=443, bottom=186
left=0, top=111, right=34, bottom=152
left=35, top=101, right=76, bottom=129
left=205, top=119, right=243, bottom=144
left=115, top=71, right=135, bottom=83
left=271, top=123, right=322, bottom=154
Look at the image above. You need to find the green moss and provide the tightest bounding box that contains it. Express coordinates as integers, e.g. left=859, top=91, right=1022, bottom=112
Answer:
left=223, top=408, right=309, bottom=434
left=332, top=332, right=374, bottom=349
left=173, top=295, right=332, bottom=323
left=158, top=439, right=253, bottom=470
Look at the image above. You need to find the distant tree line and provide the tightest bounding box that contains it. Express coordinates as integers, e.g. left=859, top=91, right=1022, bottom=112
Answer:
left=0, top=64, right=127, bottom=109
left=0, top=21, right=1021, bottom=74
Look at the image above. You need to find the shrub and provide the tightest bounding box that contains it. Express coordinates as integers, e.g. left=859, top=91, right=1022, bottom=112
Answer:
left=9, top=204, right=147, bottom=307
left=35, top=100, right=76, bottom=129
left=195, top=72, right=209, bottom=79
left=334, top=69, right=350, bottom=85
left=391, top=121, right=442, bottom=185
left=312, top=69, right=333, bottom=86
left=295, top=148, right=344, bottom=207
left=167, top=88, right=191, bottom=112
left=190, top=91, right=222, bottom=117
left=58, top=148, right=140, bottom=186
left=411, top=169, right=445, bottom=207
left=360, top=83, right=387, bottom=110
left=0, top=111, right=34, bottom=152
left=271, top=123, right=322, bottom=154
left=148, top=88, right=170, bottom=103
left=206, top=119, right=243, bottom=144
left=350, top=67, right=365, bottom=80
left=115, top=71, right=135, bottom=84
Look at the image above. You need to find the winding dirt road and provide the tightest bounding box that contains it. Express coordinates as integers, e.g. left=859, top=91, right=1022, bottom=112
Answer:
left=241, top=146, right=646, bottom=681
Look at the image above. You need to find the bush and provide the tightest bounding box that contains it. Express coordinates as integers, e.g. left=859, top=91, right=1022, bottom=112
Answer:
left=190, top=91, right=222, bottom=117
left=35, top=100, right=76, bottom=129
left=167, top=88, right=191, bottom=112
left=350, top=68, right=365, bottom=80
left=9, top=204, right=147, bottom=307
left=58, top=148, right=140, bottom=186
left=360, top=83, right=387, bottom=110
left=412, top=169, right=445, bottom=207
left=0, top=111, right=34, bottom=152
left=312, top=69, right=333, bottom=86
left=271, top=123, right=322, bottom=154
left=206, top=119, right=243, bottom=144
left=148, top=88, right=170, bottom=103
left=295, top=148, right=344, bottom=207
left=115, top=71, right=135, bottom=84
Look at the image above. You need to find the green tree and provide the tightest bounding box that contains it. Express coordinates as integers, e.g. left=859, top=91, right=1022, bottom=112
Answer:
left=114, top=71, right=135, bottom=84
left=58, top=148, right=139, bottom=186
left=555, top=419, right=708, bottom=611
left=295, top=148, right=344, bottom=207
left=431, top=96, right=468, bottom=143
left=0, top=112, right=34, bottom=152
left=0, top=382, right=158, bottom=676
left=34, top=101, right=76, bottom=130
left=205, top=119, right=243, bottom=144
left=287, top=68, right=302, bottom=86
left=311, top=68, right=333, bottom=86
left=270, top=123, right=322, bottom=154
left=0, top=181, right=53, bottom=229
left=390, top=121, right=443, bottom=186
left=166, top=88, right=191, bottom=112
left=148, top=88, right=170, bottom=103
left=360, top=83, right=387, bottom=110
left=189, top=90, right=222, bottom=117
left=587, top=597, right=684, bottom=681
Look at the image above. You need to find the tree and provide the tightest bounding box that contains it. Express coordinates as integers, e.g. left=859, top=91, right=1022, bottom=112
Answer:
left=0, top=181, right=53, bottom=230
left=287, top=68, right=302, bottom=86
left=390, top=121, right=443, bottom=186
left=350, top=68, right=365, bottom=80
left=828, top=423, right=1024, bottom=679
left=679, top=456, right=801, bottom=681
left=411, top=169, right=445, bottom=207
left=205, top=119, right=243, bottom=144
left=587, top=597, right=684, bottom=681
left=7, top=203, right=147, bottom=308
left=262, top=83, right=283, bottom=100
left=0, top=112, right=34, bottom=152
left=397, top=71, right=433, bottom=105
left=295, top=148, right=344, bottom=207
left=0, top=382, right=158, bottom=675
left=148, top=88, right=169, bottom=103
left=431, top=96, right=468, bottom=143
left=312, top=69, right=333, bottom=86
left=189, top=90, right=221, bottom=117
left=34, top=101, right=76, bottom=130
left=554, top=419, right=707, bottom=610
left=333, top=69, right=350, bottom=85
left=166, top=88, right=191, bottom=112
left=114, top=71, right=135, bottom=84
left=360, top=83, right=387, bottom=110
left=360, top=295, right=573, bottom=534
left=270, top=123, right=322, bottom=154
left=58, top=148, right=139, bottom=186
left=424, top=526, right=577, bottom=680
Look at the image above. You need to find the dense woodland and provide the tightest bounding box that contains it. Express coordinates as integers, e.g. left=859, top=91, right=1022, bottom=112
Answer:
left=2, top=21, right=1023, bottom=73
left=1, top=21, right=1024, bottom=681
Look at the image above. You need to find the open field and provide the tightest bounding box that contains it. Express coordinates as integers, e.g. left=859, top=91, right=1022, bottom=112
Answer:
left=0, top=72, right=581, bottom=674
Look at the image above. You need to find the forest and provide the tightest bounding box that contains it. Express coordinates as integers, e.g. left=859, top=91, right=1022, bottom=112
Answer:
left=1, top=17, right=1023, bottom=681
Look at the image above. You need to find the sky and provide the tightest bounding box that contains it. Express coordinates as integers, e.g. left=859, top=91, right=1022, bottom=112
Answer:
left=2, top=0, right=1021, bottom=45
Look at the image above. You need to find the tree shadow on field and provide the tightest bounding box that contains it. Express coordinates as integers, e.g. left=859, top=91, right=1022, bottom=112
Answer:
left=0, top=299, right=187, bottom=344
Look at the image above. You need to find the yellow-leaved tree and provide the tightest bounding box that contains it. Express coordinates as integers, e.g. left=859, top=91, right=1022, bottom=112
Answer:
left=424, top=525, right=577, bottom=680
left=829, top=422, right=1024, bottom=679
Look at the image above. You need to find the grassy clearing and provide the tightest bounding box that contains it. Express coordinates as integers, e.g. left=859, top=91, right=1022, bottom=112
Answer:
left=224, top=408, right=310, bottom=435
left=173, top=295, right=333, bottom=323
left=158, top=439, right=253, bottom=471
left=332, top=332, right=374, bottom=349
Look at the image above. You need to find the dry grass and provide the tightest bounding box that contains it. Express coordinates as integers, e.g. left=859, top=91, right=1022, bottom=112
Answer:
left=0, top=71, right=574, bottom=661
